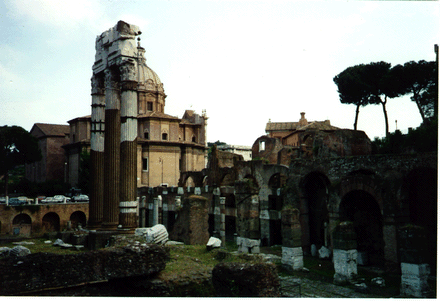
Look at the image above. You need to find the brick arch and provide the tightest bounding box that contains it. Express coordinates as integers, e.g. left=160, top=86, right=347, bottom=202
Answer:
left=70, top=211, right=87, bottom=229
left=338, top=175, right=384, bottom=215
left=298, top=171, right=331, bottom=252
left=42, top=212, right=61, bottom=232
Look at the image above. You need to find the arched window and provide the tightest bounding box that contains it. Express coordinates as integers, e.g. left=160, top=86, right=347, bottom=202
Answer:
left=259, top=140, right=265, bottom=151
left=144, top=132, right=149, bottom=139
left=162, top=133, right=168, bottom=140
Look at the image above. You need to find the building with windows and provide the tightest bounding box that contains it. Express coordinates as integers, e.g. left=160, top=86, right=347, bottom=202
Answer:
left=63, top=37, right=207, bottom=188
left=25, top=123, right=70, bottom=183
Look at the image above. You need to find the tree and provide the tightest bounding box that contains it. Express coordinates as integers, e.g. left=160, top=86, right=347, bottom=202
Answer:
left=363, top=61, right=405, bottom=135
left=0, top=126, right=42, bottom=197
left=333, top=64, right=379, bottom=130
left=334, top=62, right=406, bottom=135
left=399, top=60, right=437, bottom=123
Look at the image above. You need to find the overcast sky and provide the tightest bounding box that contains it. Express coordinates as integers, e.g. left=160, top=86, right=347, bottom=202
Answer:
left=1, top=0, right=438, bottom=146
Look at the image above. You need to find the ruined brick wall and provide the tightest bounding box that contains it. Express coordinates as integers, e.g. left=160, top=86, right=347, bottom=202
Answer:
left=0, top=203, right=89, bottom=236
left=168, top=195, right=209, bottom=244
left=0, top=245, right=169, bottom=295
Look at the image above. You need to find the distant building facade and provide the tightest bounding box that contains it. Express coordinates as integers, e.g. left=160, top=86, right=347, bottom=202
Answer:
left=217, top=145, right=252, bottom=161
left=25, top=123, right=70, bottom=183
left=63, top=46, right=207, bottom=188
left=253, top=112, right=372, bottom=165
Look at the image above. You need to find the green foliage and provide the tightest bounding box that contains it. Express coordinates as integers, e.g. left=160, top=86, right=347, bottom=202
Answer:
left=0, top=125, right=42, bottom=196
left=334, top=59, right=437, bottom=134
left=372, top=119, right=438, bottom=154
left=399, top=60, right=437, bottom=123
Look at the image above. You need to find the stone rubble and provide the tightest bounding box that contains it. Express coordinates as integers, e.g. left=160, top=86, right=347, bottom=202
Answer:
left=9, top=245, right=31, bottom=257
left=318, top=246, right=331, bottom=259
left=206, top=236, right=222, bottom=250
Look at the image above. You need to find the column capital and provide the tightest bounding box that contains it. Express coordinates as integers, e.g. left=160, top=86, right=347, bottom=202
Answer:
left=104, top=69, right=119, bottom=91
left=119, top=62, right=137, bottom=82
left=91, top=75, right=105, bottom=95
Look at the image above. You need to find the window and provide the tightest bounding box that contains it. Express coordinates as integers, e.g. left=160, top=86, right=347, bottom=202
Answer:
left=142, top=157, right=148, bottom=171
left=162, top=133, right=168, bottom=140
left=147, top=102, right=153, bottom=111
left=144, top=132, right=149, bottom=140
left=259, top=140, right=265, bottom=152
left=192, top=136, right=196, bottom=143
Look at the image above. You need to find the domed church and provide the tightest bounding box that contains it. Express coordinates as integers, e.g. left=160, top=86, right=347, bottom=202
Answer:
left=64, top=21, right=207, bottom=189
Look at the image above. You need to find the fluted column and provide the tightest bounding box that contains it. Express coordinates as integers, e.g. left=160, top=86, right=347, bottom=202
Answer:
left=102, top=68, right=121, bottom=230
left=119, top=62, right=138, bottom=231
left=88, top=74, right=105, bottom=229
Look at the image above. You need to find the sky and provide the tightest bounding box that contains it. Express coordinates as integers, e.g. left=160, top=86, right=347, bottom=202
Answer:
left=0, top=0, right=438, bottom=147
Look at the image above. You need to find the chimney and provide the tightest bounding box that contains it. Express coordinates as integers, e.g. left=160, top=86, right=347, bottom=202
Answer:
left=299, top=112, right=308, bottom=126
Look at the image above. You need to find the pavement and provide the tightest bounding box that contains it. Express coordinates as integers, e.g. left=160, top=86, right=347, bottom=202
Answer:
left=279, top=275, right=391, bottom=298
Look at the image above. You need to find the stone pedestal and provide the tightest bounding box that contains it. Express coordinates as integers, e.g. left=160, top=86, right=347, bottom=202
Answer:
left=332, top=221, right=357, bottom=285
left=281, top=208, right=303, bottom=271
left=398, top=225, right=432, bottom=297
left=281, top=246, right=304, bottom=270
left=400, top=263, right=431, bottom=298
left=237, top=237, right=260, bottom=254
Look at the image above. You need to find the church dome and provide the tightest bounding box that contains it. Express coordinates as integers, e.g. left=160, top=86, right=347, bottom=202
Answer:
left=137, top=45, right=164, bottom=92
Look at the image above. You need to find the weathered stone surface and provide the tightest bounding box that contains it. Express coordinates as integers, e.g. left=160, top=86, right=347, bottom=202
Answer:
left=236, top=236, right=260, bottom=253
left=212, top=262, right=280, bottom=297
left=144, top=224, right=169, bottom=244
left=318, top=246, right=331, bottom=259
left=281, top=246, right=303, bottom=271
left=0, top=244, right=169, bottom=295
left=169, top=195, right=209, bottom=245
left=53, top=238, right=64, bottom=246
left=206, top=236, right=222, bottom=250
left=9, top=245, right=31, bottom=257
left=400, top=262, right=431, bottom=298
left=333, top=249, right=358, bottom=285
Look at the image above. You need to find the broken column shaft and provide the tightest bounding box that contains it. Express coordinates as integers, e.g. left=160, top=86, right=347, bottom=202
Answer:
left=88, top=75, right=106, bottom=229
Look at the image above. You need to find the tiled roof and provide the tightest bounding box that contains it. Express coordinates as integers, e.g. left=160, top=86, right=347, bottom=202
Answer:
left=297, top=121, right=340, bottom=131
left=265, top=122, right=300, bottom=132
left=33, top=123, right=69, bottom=137
left=138, top=112, right=180, bottom=120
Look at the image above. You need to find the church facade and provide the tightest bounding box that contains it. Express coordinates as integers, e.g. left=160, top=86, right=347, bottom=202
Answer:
left=63, top=23, right=207, bottom=189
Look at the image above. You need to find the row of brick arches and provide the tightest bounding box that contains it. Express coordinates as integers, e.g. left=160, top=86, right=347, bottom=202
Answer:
left=4, top=211, right=87, bottom=236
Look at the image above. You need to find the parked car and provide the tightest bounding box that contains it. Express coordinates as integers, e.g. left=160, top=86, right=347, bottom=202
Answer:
left=37, top=196, right=46, bottom=203
left=53, top=195, right=71, bottom=203
left=8, top=198, right=23, bottom=206
left=41, top=197, right=54, bottom=204
left=73, top=194, right=89, bottom=202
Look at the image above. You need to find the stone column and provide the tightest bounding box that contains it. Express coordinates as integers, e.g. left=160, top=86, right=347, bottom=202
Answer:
left=102, top=68, right=121, bottom=230
left=332, top=221, right=358, bottom=285
left=235, top=179, right=260, bottom=253
left=399, top=225, right=432, bottom=298
left=119, top=62, right=138, bottom=231
left=88, top=74, right=105, bottom=229
left=212, top=187, right=221, bottom=239
left=219, top=196, right=226, bottom=246
left=281, top=208, right=303, bottom=271
left=153, top=197, right=160, bottom=226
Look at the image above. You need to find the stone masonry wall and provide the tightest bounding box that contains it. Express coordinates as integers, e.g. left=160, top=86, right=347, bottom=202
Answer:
left=0, top=244, right=169, bottom=295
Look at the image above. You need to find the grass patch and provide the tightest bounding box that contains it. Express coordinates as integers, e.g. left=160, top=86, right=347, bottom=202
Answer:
left=0, top=237, right=86, bottom=257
